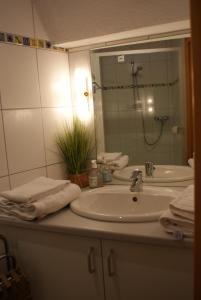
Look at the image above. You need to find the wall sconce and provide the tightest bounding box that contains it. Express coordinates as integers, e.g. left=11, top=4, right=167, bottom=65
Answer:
left=74, top=68, right=91, bottom=123
left=83, top=77, right=90, bottom=100
left=84, top=91, right=89, bottom=97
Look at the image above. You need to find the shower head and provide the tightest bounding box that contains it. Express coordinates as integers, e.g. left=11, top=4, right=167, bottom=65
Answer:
left=131, top=61, right=143, bottom=76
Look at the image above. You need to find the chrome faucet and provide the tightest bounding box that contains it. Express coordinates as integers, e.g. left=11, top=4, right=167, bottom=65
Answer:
left=145, top=161, right=155, bottom=177
left=130, top=170, right=143, bottom=192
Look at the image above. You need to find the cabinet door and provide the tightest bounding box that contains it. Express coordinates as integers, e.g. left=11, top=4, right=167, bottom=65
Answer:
left=102, top=240, right=193, bottom=300
left=3, top=228, right=105, bottom=300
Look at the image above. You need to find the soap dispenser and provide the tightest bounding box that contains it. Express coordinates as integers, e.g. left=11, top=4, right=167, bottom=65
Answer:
left=102, top=159, right=112, bottom=183
left=89, top=160, right=103, bottom=188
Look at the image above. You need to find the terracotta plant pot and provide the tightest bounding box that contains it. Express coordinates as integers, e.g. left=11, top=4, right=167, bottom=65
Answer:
left=68, top=172, right=89, bottom=188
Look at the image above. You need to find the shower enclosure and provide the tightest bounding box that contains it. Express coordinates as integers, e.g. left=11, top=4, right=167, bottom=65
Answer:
left=92, top=40, right=186, bottom=165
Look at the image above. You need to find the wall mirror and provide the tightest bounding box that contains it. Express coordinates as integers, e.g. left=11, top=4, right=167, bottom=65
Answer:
left=90, top=36, right=193, bottom=170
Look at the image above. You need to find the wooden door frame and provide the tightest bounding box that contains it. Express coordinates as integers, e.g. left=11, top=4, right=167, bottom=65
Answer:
left=185, top=38, right=194, bottom=159
left=190, top=1, right=201, bottom=299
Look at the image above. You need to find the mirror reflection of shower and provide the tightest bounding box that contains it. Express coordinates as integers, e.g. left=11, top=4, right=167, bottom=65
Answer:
left=130, top=60, right=169, bottom=146
left=91, top=39, right=186, bottom=165
left=131, top=61, right=143, bottom=111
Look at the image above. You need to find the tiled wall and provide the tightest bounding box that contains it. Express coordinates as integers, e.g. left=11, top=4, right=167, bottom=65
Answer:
left=0, top=0, right=72, bottom=192
left=100, top=47, right=186, bottom=165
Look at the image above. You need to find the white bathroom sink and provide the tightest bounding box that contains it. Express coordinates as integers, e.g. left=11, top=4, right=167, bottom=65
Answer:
left=113, top=165, right=193, bottom=186
left=70, top=186, right=179, bottom=222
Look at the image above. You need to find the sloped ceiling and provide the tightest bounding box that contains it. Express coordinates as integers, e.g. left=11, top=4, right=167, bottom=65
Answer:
left=34, top=0, right=189, bottom=44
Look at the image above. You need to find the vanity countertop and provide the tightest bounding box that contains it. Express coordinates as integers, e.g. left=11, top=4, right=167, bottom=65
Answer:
left=0, top=205, right=193, bottom=249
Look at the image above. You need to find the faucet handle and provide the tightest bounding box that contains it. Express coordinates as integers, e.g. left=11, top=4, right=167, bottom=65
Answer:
left=145, top=161, right=154, bottom=167
left=130, top=169, right=142, bottom=179
left=145, top=161, right=155, bottom=177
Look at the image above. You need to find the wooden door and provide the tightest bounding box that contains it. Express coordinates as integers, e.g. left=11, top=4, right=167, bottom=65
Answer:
left=190, top=1, right=201, bottom=299
left=185, top=37, right=194, bottom=159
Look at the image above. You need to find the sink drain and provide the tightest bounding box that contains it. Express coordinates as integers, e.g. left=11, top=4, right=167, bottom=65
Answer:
left=132, top=196, right=138, bottom=202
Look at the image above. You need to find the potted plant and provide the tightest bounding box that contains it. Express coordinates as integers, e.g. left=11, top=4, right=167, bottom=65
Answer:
left=56, top=118, right=93, bottom=188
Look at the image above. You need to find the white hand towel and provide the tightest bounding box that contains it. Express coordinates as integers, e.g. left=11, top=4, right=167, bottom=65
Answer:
left=97, top=152, right=122, bottom=163
left=188, top=158, right=194, bottom=169
left=1, top=177, right=70, bottom=203
left=0, top=183, right=81, bottom=221
left=160, top=209, right=194, bottom=237
left=109, top=155, right=129, bottom=170
left=169, top=185, right=194, bottom=221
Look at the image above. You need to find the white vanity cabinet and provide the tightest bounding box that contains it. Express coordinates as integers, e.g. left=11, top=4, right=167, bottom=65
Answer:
left=102, top=240, right=193, bottom=300
left=2, top=228, right=105, bottom=300
left=0, top=225, right=193, bottom=300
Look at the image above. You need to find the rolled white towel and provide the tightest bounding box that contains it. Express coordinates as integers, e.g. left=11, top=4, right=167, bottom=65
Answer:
left=169, top=185, right=194, bottom=221
left=0, top=183, right=81, bottom=221
left=159, top=209, right=194, bottom=237
left=97, top=152, right=122, bottom=163
left=109, top=155, right=129, bottom=170
left=0, top=177, right=70, bottom=203
left=188, top=158, right=194, bottom=169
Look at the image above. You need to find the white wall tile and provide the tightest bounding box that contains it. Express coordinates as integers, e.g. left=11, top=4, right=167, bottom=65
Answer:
left=104, top=111, right=120, bottom=135
left=117, top=89, right=133, bottom=112
left=101, top=64, right=117, bottom=85
left=47, top=163, right=66, bottom=180
left=0, top=111, right=8, bottom=177
left=37, top=50, right=71, bottom=107
left=0, top=176, right=10, bottom=192
left=0, top=0, right=34, bottom=37
left=102, top=90, right=119, bottom=112
left=42, top=107, right=70, bottom=164
left=116, top=63, right=132, bottom=85
left=150, top=60, right=168, bottom=84
left=10, top=167, right=47, bottom=188
left=0, top=44, right=41, bottom=109
left=3, top=109, right=46, bottom=173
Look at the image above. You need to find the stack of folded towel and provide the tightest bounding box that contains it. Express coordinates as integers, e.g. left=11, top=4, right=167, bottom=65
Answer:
left=97, top=152, right=129, bottom=170
left=160, top=185, right=194, bottom=237
left=0, top=177, right=81, bottom=221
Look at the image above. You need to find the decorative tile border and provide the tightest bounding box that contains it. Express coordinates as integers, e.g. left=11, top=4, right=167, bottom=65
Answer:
left=102, top=79, right=179, bottom=91
left=0, top=31, right=66, bottom=52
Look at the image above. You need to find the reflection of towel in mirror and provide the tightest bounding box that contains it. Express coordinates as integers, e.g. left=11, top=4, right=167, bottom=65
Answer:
left=188, top=158, right=194, bottom=168
left=169, top=185, right=194, bottom=221
left=0, top=177, right=70, bottom=203
left=97, top=152, right=122, bottom=163
left=159, top=210, right=194, bottom=237
left=109, top=155, right=129, bottom=170
left=0, top=183, right=81, bottom=221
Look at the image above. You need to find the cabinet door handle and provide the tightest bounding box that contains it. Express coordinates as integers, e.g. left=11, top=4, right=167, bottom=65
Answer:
left=88, top=247, right=96, bottom=274
left=107, top=249, right=115, bottom=277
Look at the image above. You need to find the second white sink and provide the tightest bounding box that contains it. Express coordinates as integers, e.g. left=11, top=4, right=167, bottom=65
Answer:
left=70, top=186, right=179, bottom=222
left=113, top=165, right=193, bottom=186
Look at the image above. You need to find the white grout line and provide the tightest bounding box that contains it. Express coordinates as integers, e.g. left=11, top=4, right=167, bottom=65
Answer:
left=0, top=110, right=11, bottom=189
left=35, top=48, right=48, bottom=177
left=0, top=105, right=72, bottom=111
left=0, top=162, right=64, bottom=179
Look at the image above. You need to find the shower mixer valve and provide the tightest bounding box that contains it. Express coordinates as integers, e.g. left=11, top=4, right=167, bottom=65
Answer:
left=154, top=115, right=169, bottom=122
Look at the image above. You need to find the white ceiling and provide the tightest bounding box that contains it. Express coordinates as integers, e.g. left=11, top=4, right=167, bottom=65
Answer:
left=34, top=0, right=190, bottom=46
